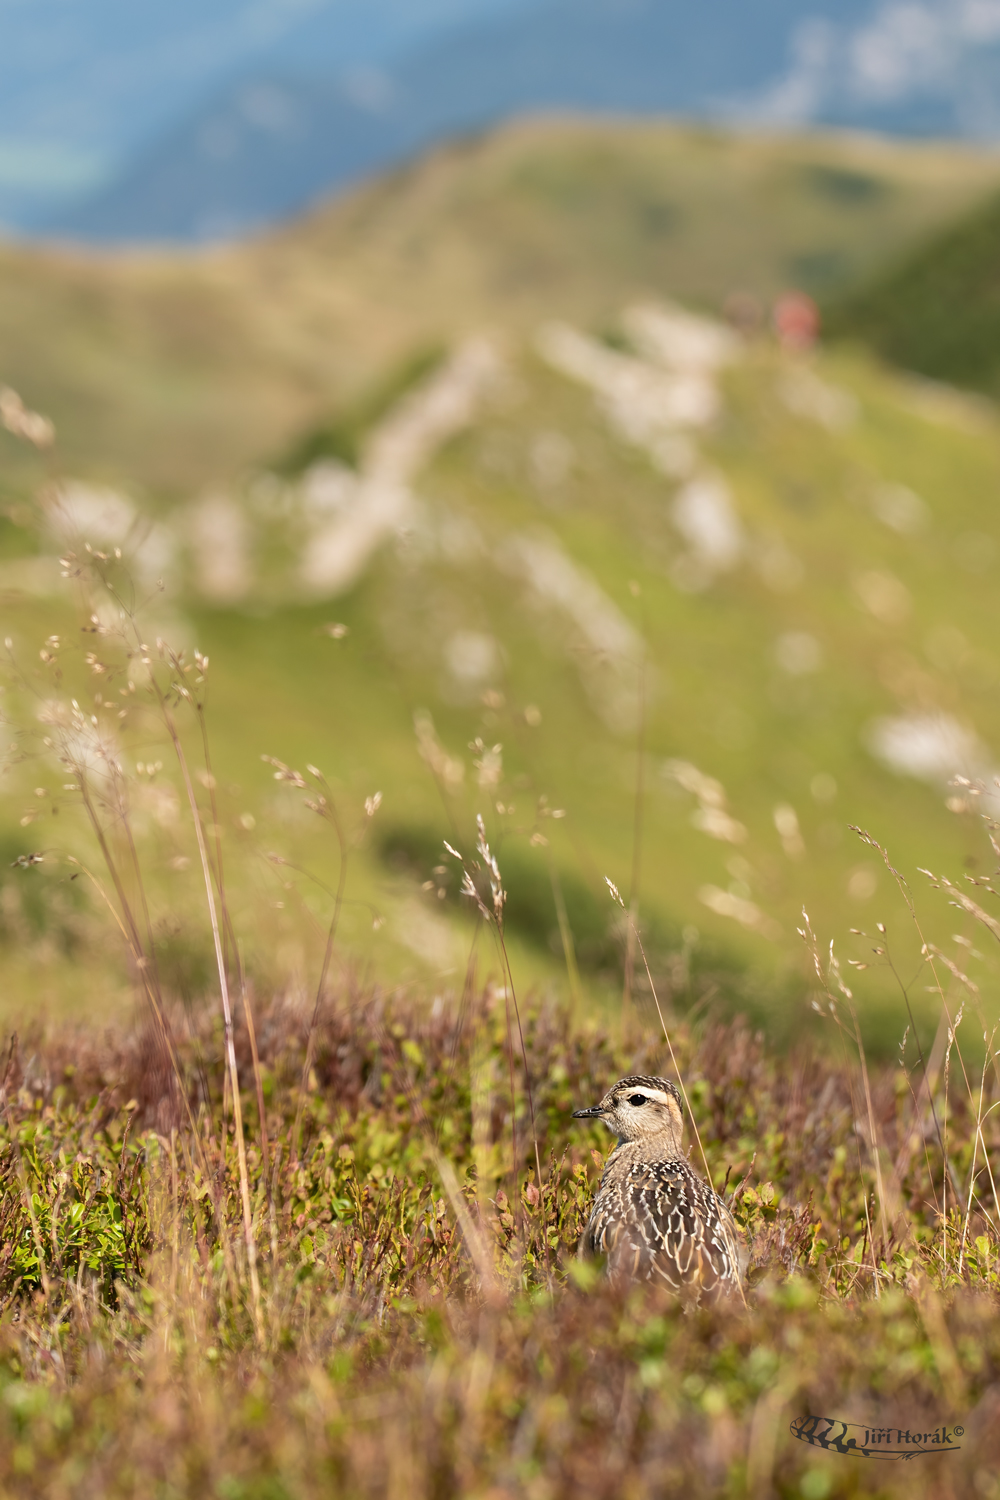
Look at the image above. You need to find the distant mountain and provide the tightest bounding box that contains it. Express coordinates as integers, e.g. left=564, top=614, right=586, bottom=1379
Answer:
left=31, top=0, right=1000, bottom=243
left=0, top=0, right=525, bottom=229
left=45, top=0, right=875, bottom=241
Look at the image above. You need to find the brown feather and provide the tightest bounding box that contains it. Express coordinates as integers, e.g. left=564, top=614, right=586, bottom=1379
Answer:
left=575, top=1074, right=744, bottom=1303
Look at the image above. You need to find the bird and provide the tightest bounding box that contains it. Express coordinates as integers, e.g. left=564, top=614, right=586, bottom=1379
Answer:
left=572, top=1073, right=744, bottom=1303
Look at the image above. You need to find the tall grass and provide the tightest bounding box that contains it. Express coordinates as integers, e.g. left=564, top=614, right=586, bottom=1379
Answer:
left=2, top=969, right=1000, bottom=1495
left=2, top=493, right=1000, bottom=1496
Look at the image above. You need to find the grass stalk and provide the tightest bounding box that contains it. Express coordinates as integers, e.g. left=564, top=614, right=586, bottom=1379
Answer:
left=289, top=764, right=350, bottom=1160
left=622, top=607, right=647, bottom=1022
left=162, top=700, right=261, bottom=1337
left=547, top=858, right=581, bottom=1010
left=606, top=882, right=711, bottom=1190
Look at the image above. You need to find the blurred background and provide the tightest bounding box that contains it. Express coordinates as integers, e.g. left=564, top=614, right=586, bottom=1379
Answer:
left=4, top=0, right=1000, bottom=1045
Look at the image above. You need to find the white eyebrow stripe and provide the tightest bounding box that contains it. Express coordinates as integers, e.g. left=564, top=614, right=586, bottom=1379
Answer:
left=623, top=1088, right=673, bottom=1105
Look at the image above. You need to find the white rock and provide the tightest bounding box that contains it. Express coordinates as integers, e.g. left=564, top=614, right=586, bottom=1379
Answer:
left=622, top=301, right=740, bottom=375
left=671, top=473, right=743, bottom=572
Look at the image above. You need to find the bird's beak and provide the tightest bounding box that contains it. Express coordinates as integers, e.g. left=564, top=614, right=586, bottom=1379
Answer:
left=572, top=1104, right=605, bottom=1119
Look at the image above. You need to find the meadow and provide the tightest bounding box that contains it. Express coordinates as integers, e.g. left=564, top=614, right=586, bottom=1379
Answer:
left=1, top=694, right=1000, bottom=1495
left=5, top=118, right=1000, bottom=1497
left=6, top=308, right=1000, bottom=1038
left=6, top=125, right=1000, bottom=1036
left=0, top=539, right=998, bottom=1497
left=1, top=976, right=999, bottom=1499
left=3, top=119, right=1000, bottom=499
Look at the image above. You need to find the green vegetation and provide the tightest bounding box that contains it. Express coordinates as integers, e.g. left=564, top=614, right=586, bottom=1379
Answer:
left=826, top=184, right=1000, bottom=396
left=6, top=318, right=1000, bottom=1038
left=1, top=939, right=998, bottom=1495
left=3, top=279, right=1000, bottom=1485
left=2, top=119, right=1000, bottom=497
left=5, top=129, right=1000, bottom=1044
left=271, top=345, right=445, bottom=476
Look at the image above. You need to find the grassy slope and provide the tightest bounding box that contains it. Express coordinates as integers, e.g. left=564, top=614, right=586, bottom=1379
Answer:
left=6, top=122, right=1000, bottom=1500
left=357, top=340, right=1000, bottom=1038
left=5, top=333, right=1000, bottom=1047
left=2, top=118, right=1000, bottom=499
left=4, top=121, right=1000, bottom=1043
left=826, top=182, right=1000, bottom=396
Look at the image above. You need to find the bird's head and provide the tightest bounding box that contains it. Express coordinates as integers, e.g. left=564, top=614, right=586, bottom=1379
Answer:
left=573, top=1074, right=684, bottom=1149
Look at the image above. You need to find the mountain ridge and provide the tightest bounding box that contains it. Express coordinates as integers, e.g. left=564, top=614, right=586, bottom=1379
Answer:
left=37, top=0, right=1000, bottom=243
left=5, top=119, right=999, bottom=498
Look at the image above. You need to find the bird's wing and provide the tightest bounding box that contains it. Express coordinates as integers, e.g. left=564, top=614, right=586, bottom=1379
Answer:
left=589, top=1159, right=742, bottom=1297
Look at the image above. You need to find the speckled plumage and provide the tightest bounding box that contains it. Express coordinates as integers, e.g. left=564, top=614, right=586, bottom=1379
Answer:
left=573, top=1074, right=744, bottom=1303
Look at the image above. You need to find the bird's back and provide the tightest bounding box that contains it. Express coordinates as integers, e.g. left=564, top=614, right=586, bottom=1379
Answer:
left=585, top=1142, right=743, bottom=1302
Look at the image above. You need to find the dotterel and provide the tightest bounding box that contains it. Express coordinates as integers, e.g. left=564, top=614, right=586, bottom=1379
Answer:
left=573, top=1074, right=744, bottom=1302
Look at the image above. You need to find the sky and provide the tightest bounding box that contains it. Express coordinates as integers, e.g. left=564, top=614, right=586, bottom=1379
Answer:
left=6, top=0, right=1000, bottom=237
left=0, top=0, right=529, bottom=200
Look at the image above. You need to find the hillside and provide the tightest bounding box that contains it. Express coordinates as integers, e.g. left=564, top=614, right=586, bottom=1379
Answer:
left=3, top=119, right=1000, bottom=500
left=826, top=182, right=1000, bottom=396
left=3, top=121, right=1000, bottom=1045
left=5, top=310, right=1000, bottom=1044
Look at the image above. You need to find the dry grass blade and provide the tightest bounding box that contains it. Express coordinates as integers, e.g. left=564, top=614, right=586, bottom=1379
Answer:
left=433, top=1150, right=503, bottom=1301
left=153, top=671, right=261, bottom=1335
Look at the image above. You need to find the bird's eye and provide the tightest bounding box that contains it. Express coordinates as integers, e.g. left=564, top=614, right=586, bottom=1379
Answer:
left=628, top=1093, right=648, bottom=1106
